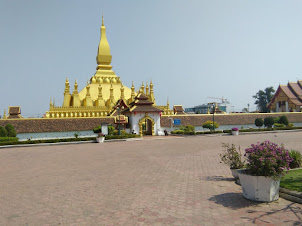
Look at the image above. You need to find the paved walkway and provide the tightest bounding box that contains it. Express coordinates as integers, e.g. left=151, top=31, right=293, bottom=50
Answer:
left=0, top=132, right=301, bottom=225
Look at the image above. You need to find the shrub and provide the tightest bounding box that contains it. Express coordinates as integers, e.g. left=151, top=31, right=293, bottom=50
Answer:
left=274, top=123, right=285, bottom=128
left=288, top=123, right=294, bottom=127
left=93, top=125, right=102, bottom=133
left=202, top=121, right=219, bottom=130
left=113, top=130, right=127, bottom=135
left=264, top=117, right=275, bottom=128
left=105, top=134, right=140, bottom=140
left=74, top=133, right=79, bottom=138
left=5, top=124, right=16, bottom=137
left=171, top=130, right=184, bottom=134
left=184, top=125, right=195, bottom=133
left=255, top=118, right=264, bottom=129
left=0, top=137, right=19, bottom=143
left=0, top=126, right=7, bottom=137
left=289, top=150, right=302, bottom=169
left=220, top=143, right=245, bottom=169
left=244, top=141, right=292, bottom=179
left=279, top=115, right=289, bottom=126
left=108, top=125, right=115, bottom=135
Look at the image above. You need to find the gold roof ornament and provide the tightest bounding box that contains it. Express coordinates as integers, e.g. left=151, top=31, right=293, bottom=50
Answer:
left=3, top=108, right=7, bottom=119
left=96, top=84, right=105, bottom=107
left=120, top=83, right=125, bottom=99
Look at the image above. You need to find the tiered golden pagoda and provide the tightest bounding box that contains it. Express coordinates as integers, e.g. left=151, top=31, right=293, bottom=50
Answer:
left=46, top=16, right=173, bottom=118
left=46, top=15, right=173, bottom=118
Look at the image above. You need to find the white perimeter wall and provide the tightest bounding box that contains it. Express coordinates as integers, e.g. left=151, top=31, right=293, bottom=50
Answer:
left=129, top=113, right=161, bottom=135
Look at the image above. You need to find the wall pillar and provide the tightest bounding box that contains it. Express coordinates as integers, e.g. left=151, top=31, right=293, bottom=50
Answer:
left=276, top=102, right=279, bottom=112
left=285, top=102, right=289, bottom=112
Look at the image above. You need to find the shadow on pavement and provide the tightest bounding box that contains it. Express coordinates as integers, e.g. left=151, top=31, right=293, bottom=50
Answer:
left=209, top=193, right=302, bottom=224
left=203, top=175, right=234, bottom=182
left=242, top=203, right=302, bottom=225
left=209, top=192, right=260, bottom=210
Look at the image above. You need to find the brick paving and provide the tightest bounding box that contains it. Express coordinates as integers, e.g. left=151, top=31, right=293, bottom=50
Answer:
left=0, top=132, right=301, bottom=225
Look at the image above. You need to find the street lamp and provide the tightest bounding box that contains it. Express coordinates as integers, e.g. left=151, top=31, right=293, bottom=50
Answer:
left=117, top=106, right=124, bottom=136
left=208, top=102, right=216, bottom=131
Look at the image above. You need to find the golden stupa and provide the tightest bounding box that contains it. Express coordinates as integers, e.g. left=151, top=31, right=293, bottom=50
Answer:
left=46, top=15, right=173, bottom=118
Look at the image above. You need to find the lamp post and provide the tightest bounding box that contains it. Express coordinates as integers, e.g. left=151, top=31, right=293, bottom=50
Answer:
left=117, top=106, right=124, bottom=136
left=208, top=102, right=215, bottom=131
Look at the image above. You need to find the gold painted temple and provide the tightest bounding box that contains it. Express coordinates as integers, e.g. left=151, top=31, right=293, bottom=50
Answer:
left=46, top=15, right=175, bottom=118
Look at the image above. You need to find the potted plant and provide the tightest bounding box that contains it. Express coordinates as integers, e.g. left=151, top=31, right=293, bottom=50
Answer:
left=96, top=132, right=105, bottom=143
left=93, top=125, right=105, bottom=143
left=231, top=127, right=239, bottom=135
left=220, top=143, right=245, bottom=179
left=238, top=141, right=292, bottom=202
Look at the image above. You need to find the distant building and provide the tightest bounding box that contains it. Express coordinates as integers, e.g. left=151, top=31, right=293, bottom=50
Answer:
left=268, top=80, right=302, bottom=112
left=185, top=99, right=232, bottom=114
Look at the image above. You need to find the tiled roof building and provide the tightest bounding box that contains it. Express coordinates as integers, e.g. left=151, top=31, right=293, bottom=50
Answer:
left=268, top=80, right=302, bottom=112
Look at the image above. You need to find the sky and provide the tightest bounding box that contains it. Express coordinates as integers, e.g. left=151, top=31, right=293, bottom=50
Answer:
left=1, top=0, right=302, bottom=117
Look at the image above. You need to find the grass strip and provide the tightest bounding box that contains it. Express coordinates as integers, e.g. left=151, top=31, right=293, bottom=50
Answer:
left=280, top=169, right=302, bottom=192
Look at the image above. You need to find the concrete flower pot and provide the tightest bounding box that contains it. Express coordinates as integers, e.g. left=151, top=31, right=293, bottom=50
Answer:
left=231, top=130, right=239, bottom=135
left=237, top=169, right=281, bottom=202
left=231, top=169, right=239, bottom=179
left=96, top=137, right=105, bottom=143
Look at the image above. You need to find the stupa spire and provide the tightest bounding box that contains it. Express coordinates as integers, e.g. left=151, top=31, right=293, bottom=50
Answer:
left=96, top=84, right=105, bottom=107
left=72, top=80, right=81, bottom=107
left=120, top=83, right=125, bottom=99
left=96, top=14, right=112, bottom=69
left=84, top=81, right=92, bottom=107
left=3, top=108, right=7, bottom=119
left=150, top=80, right=155, bottom=104
left=63, top=77, right=71, bottom=107
left=146, top=82, right=149, bottom=96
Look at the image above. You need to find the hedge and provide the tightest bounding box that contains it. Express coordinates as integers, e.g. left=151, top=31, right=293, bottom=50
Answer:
left=0, top=137, right=19, bottom=143
left=105, top=134, right=140, bottom=140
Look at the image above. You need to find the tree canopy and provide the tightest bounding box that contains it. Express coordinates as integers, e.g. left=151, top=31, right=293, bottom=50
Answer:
left=253, top=86, right=275, bottom=112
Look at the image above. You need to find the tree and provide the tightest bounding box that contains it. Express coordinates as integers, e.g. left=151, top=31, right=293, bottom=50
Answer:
left=202, top=121, right=219, bottom=130
left=0, top=126, right=7, bottom=137
left=264, top=116, right=274, bottom=128
left=5, top=124, right=16, bottom=137
left=255, top=118, right=264, bottom=129
left=253, top=86, right=275, bottom=112
left=242, top=108, right=249, bottom=113
left=279, top=115, right=289, bottom=126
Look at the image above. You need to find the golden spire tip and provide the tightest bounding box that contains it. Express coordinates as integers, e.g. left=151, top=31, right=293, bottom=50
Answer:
left=102, top=13, right=104, bottom=26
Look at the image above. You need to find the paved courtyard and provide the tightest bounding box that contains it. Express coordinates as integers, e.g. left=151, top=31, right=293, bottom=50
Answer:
left=0, top=131, right=302, bottom=225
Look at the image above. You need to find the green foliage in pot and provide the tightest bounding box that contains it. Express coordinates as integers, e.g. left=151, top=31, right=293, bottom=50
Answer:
left=220, top=143, right=245, bottom=169
left=244, top=141, right=292, bottom=179
left=289, top=150, right=302, bottom=169
left=93, top=125, right=102, bottom=133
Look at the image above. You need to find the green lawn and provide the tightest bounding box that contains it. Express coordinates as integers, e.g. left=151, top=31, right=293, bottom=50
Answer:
left=280, top=169, right=302, bottom=192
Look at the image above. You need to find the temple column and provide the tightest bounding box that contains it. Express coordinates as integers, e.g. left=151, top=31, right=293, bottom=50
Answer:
left=285, top=102, right=289, bottom=112
left=276, top=102, right=279, bottom=112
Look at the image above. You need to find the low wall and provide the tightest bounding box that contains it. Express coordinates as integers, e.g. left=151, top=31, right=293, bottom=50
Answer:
left=1, top=112, right=302, bottom=134
left=0, top=117, right=115, bottom=133
left=160, top=112, right=302, bottom=127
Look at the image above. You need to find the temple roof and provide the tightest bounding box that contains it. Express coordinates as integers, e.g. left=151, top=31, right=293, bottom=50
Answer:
left=123, top=93, right=162, bottom=113
left=268, top=80, right=302, bottom=107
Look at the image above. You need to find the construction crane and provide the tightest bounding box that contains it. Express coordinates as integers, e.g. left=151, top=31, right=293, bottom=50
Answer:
left=207, top=97, right=226, bottom=103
